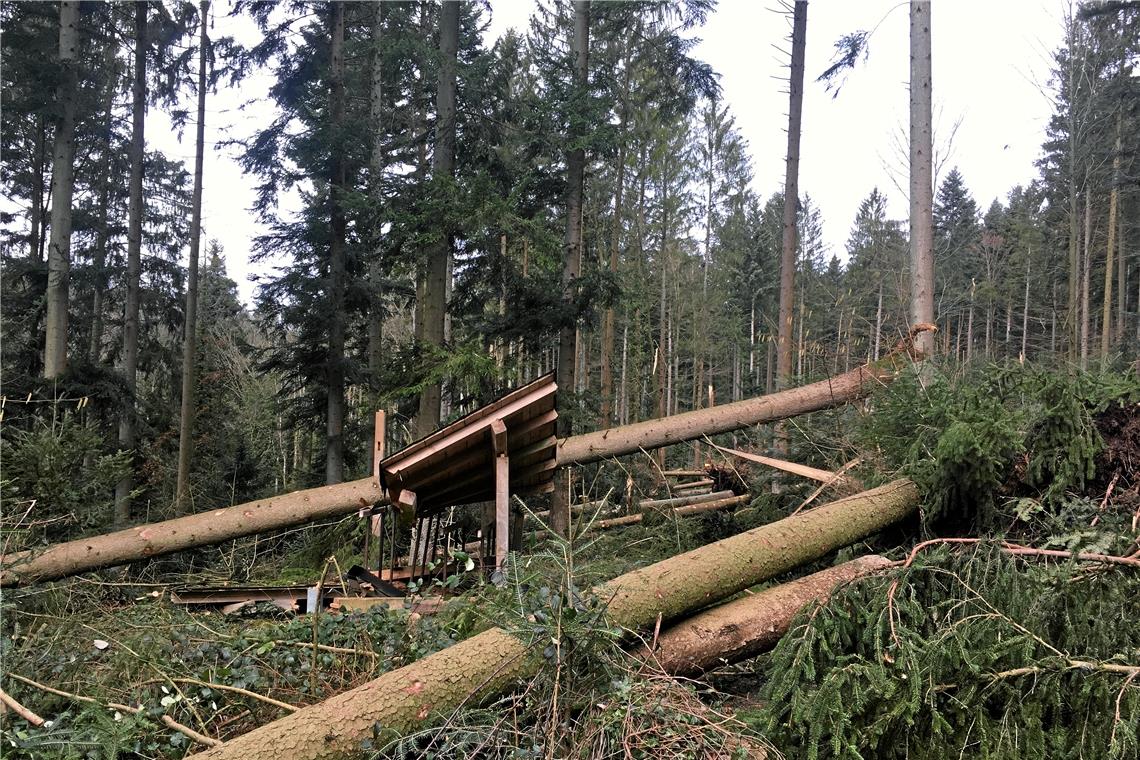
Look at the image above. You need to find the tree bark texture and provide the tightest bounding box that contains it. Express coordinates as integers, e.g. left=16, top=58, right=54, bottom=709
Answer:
left=88, top=43, right=119, bottom=363
left=776, top=0, right=807, bottom=398
left=114, top=3, right=148, bottom=525
left=1, top=479, right=384, bottom=587
left=325, top=1, right=348, bottom=484
left=190, top=481, right=918, bottom=759
left=415, top=0, right=459, bottom=439
left=1100, top=110, right=1121, bottom=355
left=557, top=357, right=905, bottom=467
left=640, top=555, right=891, bottom=676
left=175, top=1, right=210, bottom=514
left=552, top=0, right=591, bottom=538
left=909, top=0, right=935, bottom=357
left=43, top=0, right=80, bottom=379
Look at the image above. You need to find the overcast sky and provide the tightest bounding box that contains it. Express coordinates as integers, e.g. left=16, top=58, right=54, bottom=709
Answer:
left=154, top=0, right=1067, bottom=305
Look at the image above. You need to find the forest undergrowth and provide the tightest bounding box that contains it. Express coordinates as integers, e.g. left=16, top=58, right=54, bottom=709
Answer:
left=2, top=361, right=1139, bottom=758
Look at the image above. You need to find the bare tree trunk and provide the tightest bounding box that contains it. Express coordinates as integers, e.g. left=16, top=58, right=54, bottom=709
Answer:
left=776, top=0, right=807, bottom=394
left=43, top=0, right=80, bottom=379
left=367, top=0, right=386, bottom=430
left=966, top=281, right=975, bottom=364
left=1101, top=110, right=1121, bottom=356
left=1117, top=198, right=1126, bottom=343
left=600, top=63, right=629, bottom=427
left=89, top=44, right=118, bottom=363
left=324, top=2, right=348, bottom=484
left=1066, top=11, right=1080, bottom=358
left=415, top=0, right=459, bottom=439
left=873, top=283, right=883, bottom=361
left=175, top=1, right=211, bottom=515
left=114, top=3, right=148, bottom=525
left=29, top=116, right=45, bottom=262
left=1021, top=252, right=1031, bottom=360
left=1080, top=189, right=1091, bottom=369
left=552, top=0, right=590, bottom=538
left=188, top=482, right=919, bottom=760
left=909, top=0, right=935, bottom=357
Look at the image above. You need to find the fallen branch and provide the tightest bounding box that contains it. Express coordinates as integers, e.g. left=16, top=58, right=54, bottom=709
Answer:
left=0, top=684, right=45, bottom=726
left=886, top=538, right=1140, bottom=649
left=143, top=677, right=297, bottom=713
left=8, top=672, right=221, bottom=747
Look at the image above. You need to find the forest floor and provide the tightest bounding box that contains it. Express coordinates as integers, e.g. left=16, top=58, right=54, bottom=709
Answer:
left=2, top=363, right=1139, bottom=759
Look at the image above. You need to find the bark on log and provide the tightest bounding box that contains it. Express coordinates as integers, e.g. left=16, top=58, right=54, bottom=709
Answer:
left=2, top=356, right=920, bottom=587
left=0, top=479, right=383, bottom=586
left=639, top=489, right=734, bottom=510
left=642, top=555, right=892, bottom=676
left=556, top=360, right=901, bottom=467
left=191, top=480, right=918, bottom=759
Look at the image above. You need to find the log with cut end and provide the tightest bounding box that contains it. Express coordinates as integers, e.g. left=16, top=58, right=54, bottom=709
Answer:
left=190, top=479, right=919, bottom=759
left=0, top=479, right=384, bottom=587
left=642, top=555, right=892, bottom=676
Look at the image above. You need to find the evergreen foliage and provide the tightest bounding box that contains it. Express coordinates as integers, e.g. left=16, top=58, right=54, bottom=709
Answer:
left=760, top=546, right=1140, bottom=759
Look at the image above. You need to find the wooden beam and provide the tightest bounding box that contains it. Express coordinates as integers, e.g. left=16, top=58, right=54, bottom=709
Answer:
left=491, top=418, right=508, bottom=456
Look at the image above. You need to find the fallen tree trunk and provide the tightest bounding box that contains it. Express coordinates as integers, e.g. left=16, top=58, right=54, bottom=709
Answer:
left=639, top=489, right=734, bottom=510
left=591, top=494, right=751, bottom=530
left=0, top=479, right=383, bottom=587
left=642, top=555, right=892, bottom=676
left=191, top=480, right=919, bottom=759
left=555, top=359, right=905, bottom=467
left=2, top=351, right=920, bottom=587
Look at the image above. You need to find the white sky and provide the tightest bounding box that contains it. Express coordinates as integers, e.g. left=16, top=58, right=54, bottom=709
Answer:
left=153, top=0, right=1066, bottom=305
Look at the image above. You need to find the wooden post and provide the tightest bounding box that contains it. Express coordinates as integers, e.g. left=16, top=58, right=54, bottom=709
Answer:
left=370, top=411, right=386, bottom=569
left=491, top=418, right=509, bottom=572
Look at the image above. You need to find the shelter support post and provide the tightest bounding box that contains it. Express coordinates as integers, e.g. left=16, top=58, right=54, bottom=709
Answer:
left=492, top=418, right=509, bottom=571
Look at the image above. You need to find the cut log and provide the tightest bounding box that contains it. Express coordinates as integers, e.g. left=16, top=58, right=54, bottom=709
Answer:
left=671, top=478, right=714, bottom=491
left=0, top=479, right=383, bottom=587
left=639, top=489, right=734, bottom=510
left=190, top=480, right=918, bottom=759
left=641, top=555, right=892, bottom=676
left=555, top=358, right=912, bottom=467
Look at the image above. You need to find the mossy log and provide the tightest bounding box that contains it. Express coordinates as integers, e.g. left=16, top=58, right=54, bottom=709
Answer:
left=642, top=555, right=892, bottom=676
left=190, top=480, right=919, bottom=759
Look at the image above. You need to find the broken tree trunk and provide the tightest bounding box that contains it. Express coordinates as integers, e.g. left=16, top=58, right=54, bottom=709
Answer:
left=641, top=555, right=892, bottom=676
left=0, top=479, right=383, bottom=587
left=556, top=359, right=906, bottom=467
left=190, top=480, right=918, bottom=759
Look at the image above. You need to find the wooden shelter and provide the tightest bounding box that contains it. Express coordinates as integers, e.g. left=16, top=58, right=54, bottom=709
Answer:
left=374, top=374, right=558, bottom=572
